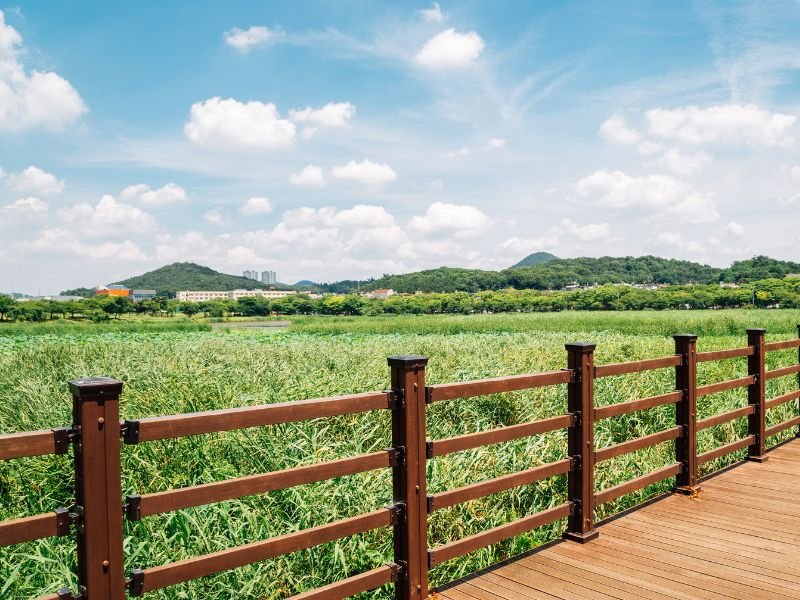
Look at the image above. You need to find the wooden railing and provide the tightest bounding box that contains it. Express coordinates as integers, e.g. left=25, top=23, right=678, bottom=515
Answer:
left=1, top=326, right=799, bottom=599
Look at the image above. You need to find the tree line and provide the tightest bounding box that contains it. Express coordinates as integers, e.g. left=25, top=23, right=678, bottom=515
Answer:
left=4, top=277, right=800, bottom=322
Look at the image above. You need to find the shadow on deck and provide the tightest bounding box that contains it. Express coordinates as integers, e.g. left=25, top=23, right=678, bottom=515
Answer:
left=436, top=439, right=800, bottom=600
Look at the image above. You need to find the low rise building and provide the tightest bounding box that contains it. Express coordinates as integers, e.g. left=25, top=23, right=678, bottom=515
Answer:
left=366, top=289, right=396, bottom=299
left=176, top=289, right=297, bottom=302
left=131, top=290, right=157, bottom=302
left=95, top=285, right=130, bottom=298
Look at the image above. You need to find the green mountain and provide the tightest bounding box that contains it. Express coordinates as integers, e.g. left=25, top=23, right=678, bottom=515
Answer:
left=511, top=251, right=558, bottom=268
left=112, top=263, right=273, bottom=297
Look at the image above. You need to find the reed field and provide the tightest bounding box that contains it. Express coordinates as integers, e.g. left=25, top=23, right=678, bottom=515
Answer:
left=1, top=310, right=799, bottom=598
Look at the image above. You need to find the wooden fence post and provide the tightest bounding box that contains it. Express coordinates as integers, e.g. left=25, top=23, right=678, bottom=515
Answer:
left=673, top=335, right=700, bottom=492
left=388, top=356, right=429, bottom=600
left=69, top=378, right=127, bottom=600
left=563, top=343, right=598, bottom=543
left=747, top=328, right=768, bottom=461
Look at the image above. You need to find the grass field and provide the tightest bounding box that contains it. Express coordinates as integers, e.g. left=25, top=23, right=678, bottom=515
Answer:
left=1, top=310, right=798, bottom=598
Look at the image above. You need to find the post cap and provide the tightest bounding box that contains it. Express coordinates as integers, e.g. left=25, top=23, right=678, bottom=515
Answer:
left=673, top=333, right=698, bottom=341
left=68, top=377, right=123, bottom=400
left=746, top=328, right=766, bottom=334
left=565, top=342, right=596, bottom=353
left=387, top=355, right=429, bottom=368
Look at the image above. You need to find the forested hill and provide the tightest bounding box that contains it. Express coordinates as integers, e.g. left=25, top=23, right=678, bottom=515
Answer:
left=362, top=255, right=800, bottom=293
left=112, top=263, right=273, bottom=296
left=511, top=251, right=558, bottom=268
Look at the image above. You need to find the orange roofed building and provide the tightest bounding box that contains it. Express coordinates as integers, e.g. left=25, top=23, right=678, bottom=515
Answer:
left=95, top=285, right=130, bottom=298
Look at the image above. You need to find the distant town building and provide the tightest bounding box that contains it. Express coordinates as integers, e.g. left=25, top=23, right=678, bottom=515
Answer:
left=366, top=289, right=396, bottom=300
left=95, top=285, right=130, bottom=298
left=176, top=289, right=297, bottom=302
left=243, top=270, right=259, bottom=280
left=261, top=270, right=277, bottom=285
left=786, top=274, right=800, bottom=279
left=719, top=282, right=739, bottom=288
left=17, top=295, right=83, bottom=303
left=131, top=290, right=157, bottom=302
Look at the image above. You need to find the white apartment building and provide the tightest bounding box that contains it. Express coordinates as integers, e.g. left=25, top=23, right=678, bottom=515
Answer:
left=176, top=289, right=297, bottom=302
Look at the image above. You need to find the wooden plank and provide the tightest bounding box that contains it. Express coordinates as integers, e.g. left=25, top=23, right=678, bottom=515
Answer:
left=766, top=390, right=800, bottom=410
left=136, top=508, right=392, bottom=593
left=0, top=429, right=62, bottom=460
left=595, top=355, right=681, bottom=378
left=766, top=416, right=800, bottom=439
left=429, top=460, right=570, bottom=512
left=696, top=405, right=754, bottom=431
left=697, top=436, right=754, bottom=465
left=594, top=391, right=681, bottom=421
left=696, top=347, right=753, bottom=362
left=765, top=364, right=800, bottom=381
left=134, top=392, right=390, bottom=442
left=696, top=375, right=754, bottom=397
left=594, top=463, right=681, bottom=505
left=288, top=565, right=395, bottom=599
left=0, top=511, right=63, bottom=547
left=427, top=370, right=572, bottom=403
left=428, top=503, right=570, bottom=567
left=765, top=339, right=800, bottom=352
left=428, top=414, right=572, bottom=458
left=134, top=451, right=391, bottom=518
left=594, top=427, right=681, bottom=463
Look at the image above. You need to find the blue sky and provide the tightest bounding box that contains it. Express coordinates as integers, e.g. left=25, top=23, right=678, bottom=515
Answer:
left=1, top=1, right=799, bottom=294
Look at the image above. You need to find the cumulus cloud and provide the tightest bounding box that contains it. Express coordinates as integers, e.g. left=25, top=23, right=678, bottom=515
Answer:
left=57, top=195, right=158, bottom=235
left=121, top=183, right=187, bottom=205
left=0, top=11, right=87, bottom=130
left=6, top=166, right=64, bottom=195
left=223, top=26, right=281, bottom=53
left=487, top=138, right=506, bottom=149
left=283, top=204, right=395, bottom=229
left=416, top=29, right=485, bottom=68
left=330, top=159, right=397, bottom=186
left=203, top=209, right=231, bottom=226
left=1, top=196, right=48, bottom=216
left=419, top=3, right=446, bottom=22
left=501, top=219, right=613, bottom=255
left=442, top=146, right=470, bottom=158
left=185, top=98, right=296, bottom=150
left=289, top=165, right=326, bottom=187
left=652, top=148, right=713, bottom=176
left=726, top=222, right=744, bottom=236
left=652, top=231, right=705, bottom=255
left=23, top=228, right=146, bottom=260
left=240, top=196, right=273, bottom=216
left=288, top=102, right=356, bottom=127
left=410, top=202, right=491, bottom=236
left=646, top=104, right=796, bottom=146
left=599, top=115, right=642, bottom=145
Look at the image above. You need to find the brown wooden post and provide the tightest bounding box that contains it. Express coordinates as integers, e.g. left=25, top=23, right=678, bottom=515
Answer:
left=796, top=324, right=800, bottom=438
left=563, top=343, right=598, bottom=543
left=746, top=328, right=768, bottom=461
left=69, top=378, right=127, bottom=600
left=388, top=356, right=429, bottom=600
left=673, top=334, right=700, bottom=492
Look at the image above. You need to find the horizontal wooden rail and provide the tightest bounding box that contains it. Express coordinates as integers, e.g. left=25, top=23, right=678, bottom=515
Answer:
left=427, top=414, right=572, bottom=458
left=696, top=375, right=754, bottom=397
left=765, top=339, right=800, bottom=352
left=0, top=428, right=69, bottom=461
left=428, top=459, right=571, bottom=512
left=0, top=509, right=69, bottom=547
left=595, top=427, right=682, bottom=463
left=128, top=451, right=392, bottom=520
left=696, top=347, right=753, bottom=362
left=595, top=462, right=682, bottom=505
left=594, top=355, right=681, bottom=378
left=129, top=508, right=394, bottom=595
left=288, top=564, right=397, bottom=599
left=696, top=405, right=754, bottom=431
left=427, top=503, right=571, bottom=567
left=426, top=371, right=572, bottom=403
left=765, top=389, right=800, bottom=410
left=697, top=435, right=754, bottom=465
left=764, top=364, right=800, bottom=381
left=595, top=391, right=681, bottom=420
left=765, top=415, right=800, bottom=439
left=128, top=392, right=390, bottom=443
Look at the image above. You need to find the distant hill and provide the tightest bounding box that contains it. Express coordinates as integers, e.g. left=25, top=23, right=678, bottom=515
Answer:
left=511, top=251, right=558, bottom=268
left=112, top=263, right=276, bottom=297
left=294, top=280, right=316, bottom=287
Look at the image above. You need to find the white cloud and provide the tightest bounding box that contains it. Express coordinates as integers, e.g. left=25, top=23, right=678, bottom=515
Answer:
left=410, top=202, right=491, bottom=236
left=289, top=165, right=326, bottom=187
left=726, top=222, right=744, bottom=236
left=652, top=148, right=713, bottom=176
left=500, top=219, right=613, bottom=255
left=0, top=11, right=87, bottom=130
left=223, top=26, right=281, bottom=53
left=501, top=236, right=555, bottom=255
left=240, top=196, right=273, bottom=216
left=487, top=138, right=506, bottom=149
left=653, top=231, right=705, bottom=255
left=416, top=29, right=485, bottom=69
left=288, top=102, right=356, bottom=127
left=23, top=228, right=146, bottom=260
left=442, top=146, right=470, bottom=158
left=419, top=3, right=446, bottom=23
left=283, top=204, right=395, bottom=229
left=57, top=195, right=158, bottom=235
left=646, top=104, right=796, bottom=146
left=121, top=183, right=187, bottom=205
left=6, top=166, right=64, bottom=195
left=662, top=194, right=720, bottom=224
left=185, top=97, right=296, bottom=151
left=330, top=159, right=397, bottom=186
left=203, top=209, right=231, bottom=226
left=599, top=115, right=642, bottom=145
left=1, top=196, right=47, bottom=216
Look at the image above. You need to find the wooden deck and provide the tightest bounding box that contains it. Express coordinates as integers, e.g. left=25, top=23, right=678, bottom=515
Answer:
left=436, top=439, right=800, bottom=600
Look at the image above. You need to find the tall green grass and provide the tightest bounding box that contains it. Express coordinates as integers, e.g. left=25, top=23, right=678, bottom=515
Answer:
left=0, top=310, right=798, bottom=598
